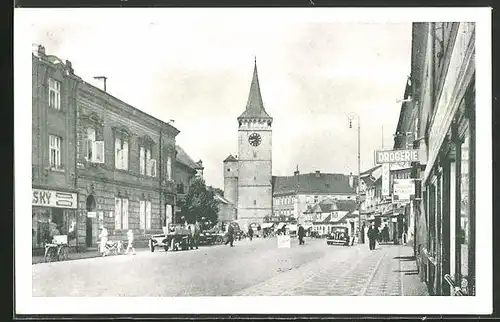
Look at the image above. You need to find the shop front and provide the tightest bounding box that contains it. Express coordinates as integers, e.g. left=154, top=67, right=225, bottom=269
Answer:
left=32, top=187, right=78, bottom=253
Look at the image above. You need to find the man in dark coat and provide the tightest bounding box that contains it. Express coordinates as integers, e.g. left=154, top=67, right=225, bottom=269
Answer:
left=248, top=226, right=254, bottom=241
left=297, top=224, right=305, bottom=245
left=225, top=222, right=235, bottom=247
left=367, top=224, right=378, bottom=250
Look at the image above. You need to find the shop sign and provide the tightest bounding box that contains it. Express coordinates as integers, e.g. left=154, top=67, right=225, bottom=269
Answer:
left=393, top=179, right=415, bottom=196
left=375, top=149, right=420, bottom=164
left=87, top=211, right=97, bottom=218
left=32, top=189, right=77, bottom=209
left=382, top=164, right=390, bottom=197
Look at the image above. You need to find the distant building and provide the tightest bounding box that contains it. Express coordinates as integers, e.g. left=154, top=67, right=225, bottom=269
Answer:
left=214, top=194, right=237, bottom=223
left=304, top=198, right=357, bottom=236
left=272, top=169, right=358, bottom=224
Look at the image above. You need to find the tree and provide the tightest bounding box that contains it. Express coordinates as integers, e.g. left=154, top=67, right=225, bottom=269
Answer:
left=179, top=177, right=219, bottom=225
left=210, top=187, right=224, bottom=197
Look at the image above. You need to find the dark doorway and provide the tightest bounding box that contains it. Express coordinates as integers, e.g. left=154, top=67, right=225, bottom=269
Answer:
left=86, top=195, right=96, bottom=247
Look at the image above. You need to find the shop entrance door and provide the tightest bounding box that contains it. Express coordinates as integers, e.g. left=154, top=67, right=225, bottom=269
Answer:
left=86, top=195, right=97, bottom=247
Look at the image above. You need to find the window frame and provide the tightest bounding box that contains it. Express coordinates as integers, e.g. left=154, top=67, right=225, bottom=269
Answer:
left=48, top=78, right=61, bottom=110
left=49, top=134, right=62, bottom=169
left=114, top=136, right=129, bottom=171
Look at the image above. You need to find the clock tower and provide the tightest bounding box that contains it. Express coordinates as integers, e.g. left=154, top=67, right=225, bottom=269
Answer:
left=236, top=59, right=273, bottom=229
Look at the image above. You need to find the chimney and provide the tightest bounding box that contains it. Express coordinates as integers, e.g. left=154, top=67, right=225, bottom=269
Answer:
left=32, top=44, right=46, bottom=58
left=294, top=165, right=299, bottom=176
left=348, top=172, right=354, bottom=188
left=93, top=76, right=108, bottom=92
left=315, top=170, right=320, bottom=178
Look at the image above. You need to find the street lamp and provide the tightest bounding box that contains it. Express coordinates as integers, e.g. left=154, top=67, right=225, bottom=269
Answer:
left=348, top=113, right=362, bottom=244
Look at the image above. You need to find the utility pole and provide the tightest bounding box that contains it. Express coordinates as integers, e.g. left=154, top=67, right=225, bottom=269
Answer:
left=349, top=113, right=362, bottom=244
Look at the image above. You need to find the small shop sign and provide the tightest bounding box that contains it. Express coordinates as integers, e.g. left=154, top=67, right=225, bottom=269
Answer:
left=32, top=188, right=77, bottom=209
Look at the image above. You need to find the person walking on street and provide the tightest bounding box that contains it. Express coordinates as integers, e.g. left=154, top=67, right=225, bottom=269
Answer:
left=225, top=222, right=235, bottom=247
left=99, top=225, right=109, bottom=257
left=297, top=224, right=305, bottom=245
left=367, top=224, right=378, bottom=250
left=193, top=221, right=201, bottom=250
left=248, top=226, right=254, bottom=241
left=125, top=229, right=136, bottom=255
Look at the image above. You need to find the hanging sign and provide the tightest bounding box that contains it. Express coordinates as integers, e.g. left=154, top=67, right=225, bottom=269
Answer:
left=382, top=164, right=390, bottom=197
left=375, top=149, right=420, bottom=164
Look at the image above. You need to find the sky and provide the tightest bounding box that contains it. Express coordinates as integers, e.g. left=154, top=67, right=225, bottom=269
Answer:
left=26, top=11, right=412, bottom=189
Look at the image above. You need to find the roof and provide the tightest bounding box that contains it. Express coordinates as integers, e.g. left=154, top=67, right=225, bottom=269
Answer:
left=360, top=165, right=382, bottom=176
left=273, top=172, right=357, bottom=195
left=238, top=61, right=272, bottom=120
left=214, top=194, right=234, bottom=205
left=223, top=154, right=238, bottom=162
left=176, top=145, right=203, bottom=170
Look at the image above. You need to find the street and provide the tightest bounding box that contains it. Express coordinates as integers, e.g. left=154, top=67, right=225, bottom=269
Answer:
left=32, top=238, right=428, bottom=297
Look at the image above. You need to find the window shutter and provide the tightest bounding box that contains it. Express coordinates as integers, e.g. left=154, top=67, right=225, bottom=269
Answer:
left=139, top=200, right=145, bottom=230
left=91, top=140, right=97, bottom=163
left=83, top=139, right=89, bottom=160
left=150, top=159, right=157, bottom=177
left=123, top=141, right=129, bottom=170
left=95, top=141, right=105, bottom=163
left=122, top=198, right=129, bottom=229
left=146, top=201, right=152, bottom=230
left=115, top=198, right=122, bottom=230
left=140, top=147, right=145, bottom=175
left=115, top=138, right=121, bottom=169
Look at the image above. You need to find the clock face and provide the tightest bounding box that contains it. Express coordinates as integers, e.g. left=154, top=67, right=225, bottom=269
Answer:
left=248, top=132, right=262, bottom=147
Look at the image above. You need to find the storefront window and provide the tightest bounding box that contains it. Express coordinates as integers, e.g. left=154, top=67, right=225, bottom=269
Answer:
left=32, top=208, right=78, bottom=248
left=459, top=130, right=470, bottom=291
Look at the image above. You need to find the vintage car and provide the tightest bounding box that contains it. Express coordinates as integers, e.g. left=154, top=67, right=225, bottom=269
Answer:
left=149, top=233, right=169, bottom=252
left=199, top=228, right=218, bottom=245
left=326, top=226, right=351, bottom=246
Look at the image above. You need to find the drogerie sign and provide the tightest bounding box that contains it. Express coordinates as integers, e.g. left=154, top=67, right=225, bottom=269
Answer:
left=375, top=149, right=420, bottom=164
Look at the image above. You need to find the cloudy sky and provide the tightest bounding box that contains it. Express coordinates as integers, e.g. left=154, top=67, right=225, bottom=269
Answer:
left=25, top=10, right=412, bottom=189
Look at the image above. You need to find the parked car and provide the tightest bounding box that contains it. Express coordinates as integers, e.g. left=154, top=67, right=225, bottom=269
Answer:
left=326, top=226, right=351, bottom=246
left=149, top=233, right=169, bottom=252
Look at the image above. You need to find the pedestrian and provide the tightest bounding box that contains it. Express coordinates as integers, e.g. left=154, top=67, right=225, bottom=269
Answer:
left=125, top=229, right=136, bottom=255
left=225, top=222, right=235, bottom=247
left=367, top=224, right=378, bottom=250
left=248, top=226, right=254, bottom=241
left=99, top=225, right=109, bottom=257
left=297, top=224, right=305, bottom=245
left=193, top=221, right=200, bottom=249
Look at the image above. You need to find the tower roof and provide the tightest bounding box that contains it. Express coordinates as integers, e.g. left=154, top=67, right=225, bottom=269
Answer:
left=223, top=154, right=238, bottom=162
left=238, top=59, right=272, bottom=120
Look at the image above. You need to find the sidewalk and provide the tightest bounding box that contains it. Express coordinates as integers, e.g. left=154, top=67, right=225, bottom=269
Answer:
left=235, top=243, right=429, bottom=296
left=32, top=247, right=150, bottom=264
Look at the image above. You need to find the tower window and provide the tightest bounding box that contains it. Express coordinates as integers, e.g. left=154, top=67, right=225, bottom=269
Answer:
left=253, top=200, right=257, bottom=205
left=253, top=151, right=257, bottom=158
left=253, top=176, right=256, bottom=180
left=227, top=168, right=230, bottom=172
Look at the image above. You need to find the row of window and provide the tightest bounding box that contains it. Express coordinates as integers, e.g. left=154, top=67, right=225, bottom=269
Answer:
left=114, top=197, right=153, bottom=231
left=274, top=210, right=294, bottom=217
left=274, top=196, right=294, bottom=206
left=48, top=132, right=172, bottom=179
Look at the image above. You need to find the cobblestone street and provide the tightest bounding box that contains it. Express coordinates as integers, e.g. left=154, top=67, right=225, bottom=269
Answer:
left=33, top=237, right=427, bottom=297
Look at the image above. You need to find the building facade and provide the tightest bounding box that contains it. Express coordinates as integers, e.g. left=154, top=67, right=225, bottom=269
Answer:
left=223, top=61, right=273, bottom=230
left=407, top=22, right=476, bottom=296
left=272, top=170, right=358, bottom=225
left=75, top=79, right=179, bottom=249
left=31, top=45, right=81, bottom=253
left=175, top=145, right=204, bottom=220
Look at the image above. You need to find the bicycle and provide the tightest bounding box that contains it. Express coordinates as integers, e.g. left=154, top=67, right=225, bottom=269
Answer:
left=44, top=236, right=69, bottom=263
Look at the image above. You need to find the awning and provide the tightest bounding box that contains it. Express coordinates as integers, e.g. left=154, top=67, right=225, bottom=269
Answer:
left=303, top=224, right=313, bottom=230
left=288, top=224, right=298, bottom=231
left=276, top=223, right=286, bottom=230
left=262, top=223, right=274, bottom=229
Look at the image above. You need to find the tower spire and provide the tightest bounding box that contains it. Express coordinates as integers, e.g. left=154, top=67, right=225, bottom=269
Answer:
left=238, top=57, right=272, bottom=120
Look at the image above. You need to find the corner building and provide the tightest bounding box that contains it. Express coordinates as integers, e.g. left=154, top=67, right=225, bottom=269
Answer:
left=31, top=45, right=80, bottom=253
left=224, top=61, right=273, bottom=230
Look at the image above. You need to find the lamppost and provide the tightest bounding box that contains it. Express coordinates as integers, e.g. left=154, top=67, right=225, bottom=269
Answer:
left=348, top=113, right=362, bottom=244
